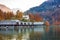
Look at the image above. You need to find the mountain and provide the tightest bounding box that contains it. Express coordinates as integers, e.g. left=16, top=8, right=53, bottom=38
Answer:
left=52, top=8, right=60, bottom=25
left=25, top=0, right=60, bottom=24
left=0, top=4, right=11, bottom=12
left=25, top=0, right=60, bottom=13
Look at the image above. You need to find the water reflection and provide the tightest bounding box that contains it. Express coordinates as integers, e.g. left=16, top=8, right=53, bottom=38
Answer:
left=0, top=25, right=60, bottom=40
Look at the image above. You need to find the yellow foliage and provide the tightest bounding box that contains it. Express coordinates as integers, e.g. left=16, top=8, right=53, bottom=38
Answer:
left=16, top=10, right=23, bottom=20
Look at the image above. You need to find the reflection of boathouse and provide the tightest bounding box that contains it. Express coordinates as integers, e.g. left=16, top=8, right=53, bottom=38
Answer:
left=0, top=20, right=45, bottom=34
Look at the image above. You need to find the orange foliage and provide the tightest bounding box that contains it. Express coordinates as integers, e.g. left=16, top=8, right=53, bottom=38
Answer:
left=29, top=13, right=34, bottom=20
left=5, top=12, right=14, bottom=20
left=45, top=21, right=50, bottom=26
left=0, top=10, right=5, bottom=20
left=29, top=13, right=43, bottom=22
left=34, top=14, right=43, bottom=22
left=0, top=9, right=14, bottom=20
left=45, top=21, right=50, bottom=32
left=53, top=21, right=60, bottom=25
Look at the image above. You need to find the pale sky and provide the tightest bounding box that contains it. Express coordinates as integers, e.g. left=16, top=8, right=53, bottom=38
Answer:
left=0, top=0, right=47, bottom=12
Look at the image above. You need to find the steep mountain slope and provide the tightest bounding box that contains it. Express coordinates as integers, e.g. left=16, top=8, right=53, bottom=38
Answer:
left=25, top=0, right=60, bottom=24
left=26, top=0, right=60, bottom=13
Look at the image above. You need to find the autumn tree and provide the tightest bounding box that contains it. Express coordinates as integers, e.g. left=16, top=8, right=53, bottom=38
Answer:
left=29, top=13, right=35, bottom=22
left=34, top=14, right=43, bottom=22
left=29, top=13, right=34, bottom=19
left=5, top=12, right=14, bottom=20
left=45, top=21, right=50, bottom=32
left=0, top=9, right=5, bottom=20
left=29, top=13, right=43, bottom=22
left=16, top=10, right=23, bottom=20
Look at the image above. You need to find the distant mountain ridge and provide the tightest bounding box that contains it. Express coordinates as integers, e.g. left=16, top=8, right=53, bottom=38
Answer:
left=0, top=4, right=11, bottom=12
left=26, top=0, right=60, bottom=13
left=25, top=0, right=60, bottom=24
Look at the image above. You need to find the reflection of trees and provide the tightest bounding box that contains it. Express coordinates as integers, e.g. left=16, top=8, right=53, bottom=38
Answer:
left=29, top=32, right=42, bottom=40
left=0, top=34, right=13, bottom=40
left=5, top=35, right=13, bottom=40
left=46, top=25, right=60, bottom=40
left=53, top=25, right=60, bottom=40
left=17, top=33, right=22, bottom=40
left=0, top=34, right=23, bottom=40
left=0, top=35, right=3, bottom=40
left=14, top=26, right=19, bottom=32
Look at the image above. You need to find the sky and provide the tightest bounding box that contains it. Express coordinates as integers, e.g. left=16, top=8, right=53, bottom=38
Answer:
left=0, top=0, right=47, bottom=12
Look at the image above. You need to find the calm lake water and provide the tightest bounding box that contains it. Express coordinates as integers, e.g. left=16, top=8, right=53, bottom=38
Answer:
left=0, top=25, right=45, bottom=34
left=0, top=25, right=60, bottom=40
